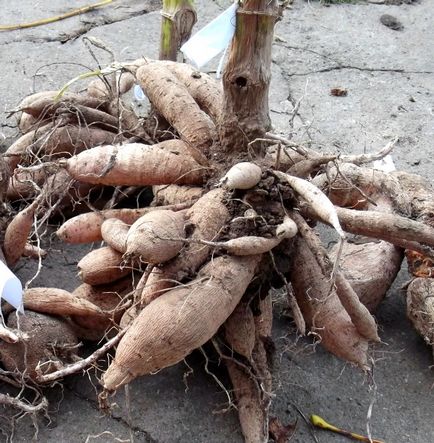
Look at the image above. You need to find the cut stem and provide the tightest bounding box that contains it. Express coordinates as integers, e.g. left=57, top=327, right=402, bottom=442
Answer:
left=160, top=0, right=197, bottom=61
left=218, top=0, right=280, bottom=154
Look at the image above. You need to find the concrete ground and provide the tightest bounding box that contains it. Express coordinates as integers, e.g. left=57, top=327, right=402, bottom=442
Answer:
left=1, top=0, right=433, bottom=442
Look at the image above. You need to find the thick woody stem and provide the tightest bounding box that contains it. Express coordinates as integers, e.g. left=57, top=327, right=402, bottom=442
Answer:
left=218, top=0, right=279, bottom=155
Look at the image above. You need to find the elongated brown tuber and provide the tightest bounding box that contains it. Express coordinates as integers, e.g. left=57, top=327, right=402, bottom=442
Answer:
left=103, top=254, right=260, bottom=391
left=290, top=237, right=369, bottom=369
left=70, top=278, right=132, bottom=341
left=77, top=246, right=131, bottom=285
left=330, top=240, right=403, bottom=312
left=139, top=188, right=230, bottom=306
left=3, top=196, right=42, bottom=267
left=64, top=142, right=205, bottom=186
left=407, top=278, right=434, bottom=355
left=137, top=63, right=216, bottom=155
left=23, top=287, right=105, bottom=318
left=125, top=209, right=185, bottom=263
left=0, top=311, right=79, bottom=382
left=101, top=218, right=130, bottom=253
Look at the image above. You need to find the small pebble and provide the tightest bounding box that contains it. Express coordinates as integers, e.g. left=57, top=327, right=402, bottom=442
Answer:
left=330, top=87, right=348, bottom=97
left=380, top=14, right=404, bottom=31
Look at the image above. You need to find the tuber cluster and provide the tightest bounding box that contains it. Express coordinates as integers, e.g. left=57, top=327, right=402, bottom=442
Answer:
left=0, top=56, right=433, bottom=443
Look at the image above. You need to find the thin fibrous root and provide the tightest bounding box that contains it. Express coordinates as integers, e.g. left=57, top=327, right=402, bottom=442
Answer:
left=0, top=393, right=48, bottom=415
left=36, top=327, right=128, bottom=384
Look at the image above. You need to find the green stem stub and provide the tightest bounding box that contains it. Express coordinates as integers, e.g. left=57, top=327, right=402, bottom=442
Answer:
left=159, top=0, right=197, bottom=61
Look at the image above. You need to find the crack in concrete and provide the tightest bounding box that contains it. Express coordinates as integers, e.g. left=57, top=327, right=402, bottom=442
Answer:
left=273, top=43, right=433, bottom=76
left=275, top=41, right=340, bottom=64
left=0, top=8, right=155, bottom=46
left=65, top=385, right=159, bottom=443
left=287, top=64, right=434, bottom=76
left=272, top=61, right=314, bottom=140
left=0, top=123, right=16, bottom=129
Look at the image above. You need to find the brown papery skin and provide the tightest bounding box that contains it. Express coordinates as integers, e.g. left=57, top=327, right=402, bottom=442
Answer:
left=152, top=184, right=203, bottom=206
left=290, top=237, right=369, bottom=369
left=226, top=360, right=268, bottom=443
left=140, top=188, right=230, bottom=306
left=65, top=142, right=205, bottom=186
left=0, top=311, right=78, bottom=382
left=312, top=163, right=406, bottom=212
left=330, top=240, right=403, bottom=312
left=19, top=112, right=39, bottom=133
left=21, top=93, right=106, bottom=118
left=161, top=61, right=223, bottom=123
left=103, top=255, right=261, bottom=391
left=3, top=197, right=40, bottom=267
left=224, top=295, right=273, bottom=443
left=407, top=278, right=434, bottom=354
left=101, top=218, right=130, bottom=253
left=125, top=210, right=185, bottom=264
left=4, top=123, right=53, bottom=170
left=17, top=90, right=59, bottom=109
left=57, top=208, right=155, bottom=244
left=224, top=302, right=256, bottom=359
left=33, top=125, right=122, bottom=162
left=5, top=124, right=120, bottom=171
left=156, top=139, right=209, bottom=167
left=77, top=246, right=131, bottom=285
left=71, top=278, right=133, bottom=341
left=23, top=287, right=104, bottom=317
left=7, top=168, right=48, bottom=200
left=137, top=64, right=216, bottom=156
left=56, top=204, right=188, bottom=244
left=17, top=90, right=95, bottom=134
left=87, top=72, right=136, bottom=99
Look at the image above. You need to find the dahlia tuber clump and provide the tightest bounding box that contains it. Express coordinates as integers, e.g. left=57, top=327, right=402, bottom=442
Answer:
left=1, top=6, right=433, bottom=440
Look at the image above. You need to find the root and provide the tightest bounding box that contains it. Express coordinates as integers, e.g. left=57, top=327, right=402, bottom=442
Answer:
left=2, top=54, right=432, bottom=443
left=290, top=235, right=370, bottom=368
left=301, top=204, right=434, bottom=259
left=407, top=278, right=434, bottom=355
left=0, top=393, right=48, bottom=415
left=36, top=327, right=128, bottom=384
left=221, top=293, right=273, bottom=443
left=291, top=211, right=379, bottom=342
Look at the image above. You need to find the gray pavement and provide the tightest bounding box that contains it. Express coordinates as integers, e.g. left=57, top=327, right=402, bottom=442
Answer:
left=1, top=0, right=433, bottom=442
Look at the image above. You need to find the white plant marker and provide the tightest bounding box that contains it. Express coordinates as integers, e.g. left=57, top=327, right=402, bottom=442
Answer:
left=0, top=261, right=23, bottom=315
left=180, top=3, right=238, bottom=71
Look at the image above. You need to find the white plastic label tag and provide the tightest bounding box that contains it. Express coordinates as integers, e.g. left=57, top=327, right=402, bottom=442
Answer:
left=180, top=2, right=238, bottom=69
left=0, top=261, right=23, bottom=314
left=373, top=154, right=396, bottom=172
left=134, top=84, right=146, bottom=101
